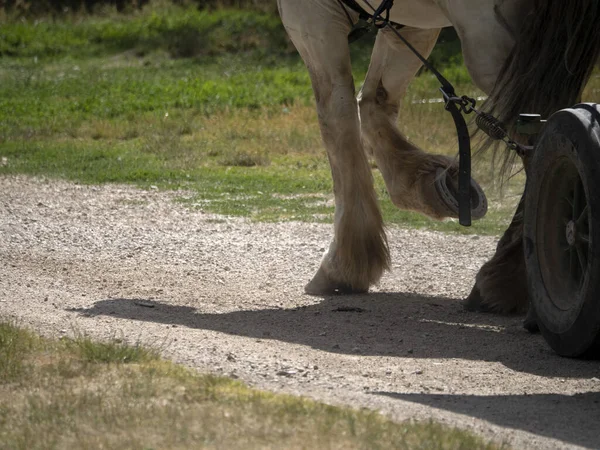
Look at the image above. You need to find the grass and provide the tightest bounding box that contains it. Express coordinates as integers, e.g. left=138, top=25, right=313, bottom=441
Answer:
left=0, top=320, right=506, bottom=449
left=1, top=2, right=599, bottom=235
left=0, top=321, right=40, bottom=382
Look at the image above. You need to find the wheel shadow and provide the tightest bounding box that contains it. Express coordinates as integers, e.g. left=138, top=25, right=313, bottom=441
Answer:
left=69, top=292, right=600, bottom=379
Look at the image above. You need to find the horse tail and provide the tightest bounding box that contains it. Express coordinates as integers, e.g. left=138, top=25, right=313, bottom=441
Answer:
left=479, top=0, right=600, bottom=174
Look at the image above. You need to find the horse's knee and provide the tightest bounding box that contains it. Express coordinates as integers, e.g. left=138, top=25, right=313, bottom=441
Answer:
left=359, top=81, right=396, bottom=116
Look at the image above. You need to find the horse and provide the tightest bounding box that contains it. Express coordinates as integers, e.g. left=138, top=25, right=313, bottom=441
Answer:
left=276, top=0, right=600, bottom=316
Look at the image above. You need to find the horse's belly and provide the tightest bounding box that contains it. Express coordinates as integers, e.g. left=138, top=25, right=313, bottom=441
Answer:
left=354, top=0, right=451, bottom=28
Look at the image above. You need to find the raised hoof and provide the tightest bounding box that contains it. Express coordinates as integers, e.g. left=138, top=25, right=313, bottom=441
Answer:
left=523, top=307, right=539, bottom=333
left=434, top=167, right=488, bottom=220
left=304, top=266, right=367, bottom=296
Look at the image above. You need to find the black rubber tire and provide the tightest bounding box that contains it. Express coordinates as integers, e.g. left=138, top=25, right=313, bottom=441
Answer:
left=524, top=103, right=600, bottom=358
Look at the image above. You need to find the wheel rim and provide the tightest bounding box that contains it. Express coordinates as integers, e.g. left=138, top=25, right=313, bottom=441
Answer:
left=536, top=139, right=591, bottom=326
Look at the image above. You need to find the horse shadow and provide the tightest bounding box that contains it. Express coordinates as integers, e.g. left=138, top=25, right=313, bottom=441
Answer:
left=69, top=292, right=600, bottom=447
left=69, top=291, right=600, bottom=379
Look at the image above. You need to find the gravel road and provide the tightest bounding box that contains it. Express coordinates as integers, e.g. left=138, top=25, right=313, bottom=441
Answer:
left=1, top=176, right=599, bottom=449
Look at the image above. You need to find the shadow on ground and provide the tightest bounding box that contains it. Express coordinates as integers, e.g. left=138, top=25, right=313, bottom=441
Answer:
left=69, top=293, right=600, bottom=449
left=70, top=293, right=600, bottom=378
left=372, top=391, right=600, bottom=449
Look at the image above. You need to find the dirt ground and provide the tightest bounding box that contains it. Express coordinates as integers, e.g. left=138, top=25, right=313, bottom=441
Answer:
left=1, top=176, right=599, bottom=449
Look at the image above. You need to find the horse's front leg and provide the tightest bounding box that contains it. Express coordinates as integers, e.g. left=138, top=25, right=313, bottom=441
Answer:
left=358, top=26, right=475, bottom=219
left=279, top=0, right=390, bottom=294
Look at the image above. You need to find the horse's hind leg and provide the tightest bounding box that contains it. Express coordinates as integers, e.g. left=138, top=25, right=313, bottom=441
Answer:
left=464, top=192, right=528, bottom=314
left=358, top=26, right=461, bottom=219
left=453, top=2, right=532, bottom=314
left=278, top=0, right=390, bottom=294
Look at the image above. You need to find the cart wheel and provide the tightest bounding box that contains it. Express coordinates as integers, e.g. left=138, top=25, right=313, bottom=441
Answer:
left=524, top=103, right=600, bottom=357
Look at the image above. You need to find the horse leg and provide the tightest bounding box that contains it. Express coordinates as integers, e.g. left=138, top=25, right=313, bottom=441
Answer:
left=464, top=192, right=528, bottom=314
left=451, top=1, right=533, bottom=314
left=278, top=0, right=390, bottom=294
left=359, top=26, right=464, bottom=219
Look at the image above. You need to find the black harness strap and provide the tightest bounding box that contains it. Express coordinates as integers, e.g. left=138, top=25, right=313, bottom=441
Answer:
left=371, top=0, right=395, bottom=28
left=443, top=99, right=472, bottom=225
left=372, top=15, right=472, bottom=225
left=338, top=0, right=405, bottom=43
left=338, top=0, right=375, bottom=21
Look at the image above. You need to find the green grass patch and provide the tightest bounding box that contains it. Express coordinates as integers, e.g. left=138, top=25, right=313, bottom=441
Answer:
left=66, top=334, right=159, bottom=364
left=0, top=100, right=522, bottom=234
left=0, top=131, right=520, bottom=233
left=0, top=321, right=40, bottom=382
left=0, top=55, right=313, bottom=140
left=0, top=7, right=288, bottom=59
left=2, top=5, right=598, bottom=235
left=0, top=320, right=506, bottom=449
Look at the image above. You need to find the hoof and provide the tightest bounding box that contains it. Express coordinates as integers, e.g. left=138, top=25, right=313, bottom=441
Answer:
left=463, top=284, right=501, bottom=313
left=463, top=285, right=495, bottom=312
left=434, top=167, right=488, bottom=220
left=304, top=266, right=367, bottom=296
left=463, top=285, right=482, bottom=311
left=523, top=307, right=539, bottom=333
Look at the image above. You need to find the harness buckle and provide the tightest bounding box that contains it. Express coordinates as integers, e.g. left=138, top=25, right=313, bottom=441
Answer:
left=441, top=90, right=477, bottom=115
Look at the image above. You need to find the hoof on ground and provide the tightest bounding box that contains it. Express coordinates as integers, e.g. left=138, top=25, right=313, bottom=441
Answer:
left=463, top=285, right=494, bottom=313
left=523, top=308, right=539, bottom=333
left=304, top=266, right=367, bottom=296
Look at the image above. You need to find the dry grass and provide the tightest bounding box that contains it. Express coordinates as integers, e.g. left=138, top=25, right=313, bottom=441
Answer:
left=0, top=321, right=506, bottom=450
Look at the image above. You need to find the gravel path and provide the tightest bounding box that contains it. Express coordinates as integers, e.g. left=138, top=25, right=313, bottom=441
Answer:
left=1, top=175, right=599, bottom=449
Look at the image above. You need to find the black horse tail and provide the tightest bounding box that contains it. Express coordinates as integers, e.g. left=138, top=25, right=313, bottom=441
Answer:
left=479, top=0, right=600, bottom=175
